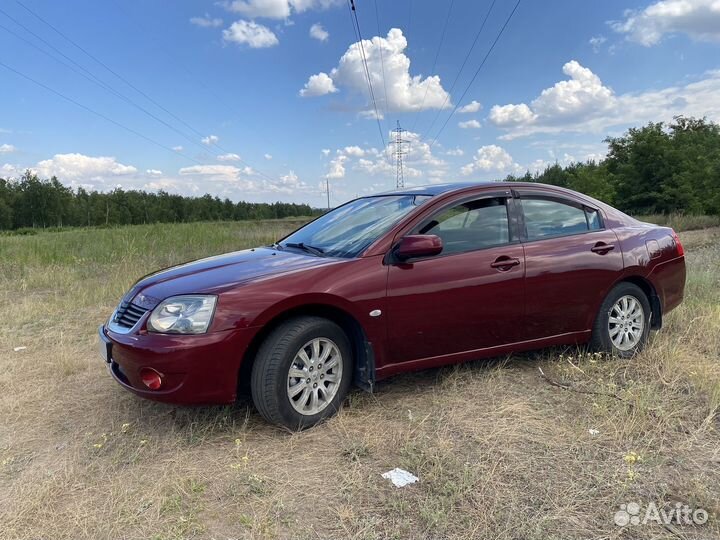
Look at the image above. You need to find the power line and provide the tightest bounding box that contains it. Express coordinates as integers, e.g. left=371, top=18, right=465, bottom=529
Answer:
left=0, top=60, right=205, bottom=165
left=15, top=0, right=206, bottom=142
left=419, top=0, right=498, bottom=140
left=0, top=6, right=110, bottom=91
left=110, top=0, right=248, bottom=123
left=0, top=7, right=210, bottom=155
left=13, top=0, right=281, bottom=185
left=409, top=0, right=455, bottom=133
left=429, top=0, right=523, bottom=148
left=0, top=20, right=224, bottom=165
left=347, top=0, right=386, bottom=151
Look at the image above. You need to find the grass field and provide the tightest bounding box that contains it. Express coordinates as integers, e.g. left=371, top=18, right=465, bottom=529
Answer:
left=1, top=220, right=719, bottom=540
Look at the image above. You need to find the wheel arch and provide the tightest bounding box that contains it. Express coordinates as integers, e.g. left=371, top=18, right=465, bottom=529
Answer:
left=612, top=275, right=662, bottom=329
left=238, top=303, right=376, bottom=395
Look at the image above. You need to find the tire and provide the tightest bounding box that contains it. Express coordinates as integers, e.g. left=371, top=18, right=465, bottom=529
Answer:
left=590, top=282, right=651, bottom=358
left=250, top=316, right=353, bottom=430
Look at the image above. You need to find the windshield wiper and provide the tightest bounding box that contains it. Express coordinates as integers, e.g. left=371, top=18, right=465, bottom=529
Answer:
left=283, top=242, right=326, bottom=257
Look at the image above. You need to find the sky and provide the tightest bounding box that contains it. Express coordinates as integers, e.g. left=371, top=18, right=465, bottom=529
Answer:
left=1, top=0, right=720, bottom=207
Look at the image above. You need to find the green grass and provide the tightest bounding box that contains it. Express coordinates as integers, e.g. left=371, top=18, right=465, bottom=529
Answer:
left=0, top=221, right=719, bottom=540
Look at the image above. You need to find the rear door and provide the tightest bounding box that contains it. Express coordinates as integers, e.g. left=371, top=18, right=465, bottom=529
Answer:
left=517, top=191, right=623, bottom=339
left=385, top=192, right=526, bottom=363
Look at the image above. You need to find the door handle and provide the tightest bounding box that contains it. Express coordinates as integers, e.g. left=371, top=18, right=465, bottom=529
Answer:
left=490, top=256, right=520, bottom=269
left=591, top=242, right=615, bottom=254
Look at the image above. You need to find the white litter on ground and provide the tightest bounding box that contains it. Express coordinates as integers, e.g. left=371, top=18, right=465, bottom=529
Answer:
left=382, top=468, right=419, bottom=487
left=13, top=347, right=27, bottom=352
left=588, top=428, right=600, bottom=436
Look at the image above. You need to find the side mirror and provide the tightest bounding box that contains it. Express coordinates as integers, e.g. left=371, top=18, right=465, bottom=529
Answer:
left=395, top=234, right=443, bottom=261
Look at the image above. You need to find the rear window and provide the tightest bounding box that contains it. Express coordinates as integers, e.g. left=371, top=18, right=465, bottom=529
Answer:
left=521, top=198, right=600, bottom=240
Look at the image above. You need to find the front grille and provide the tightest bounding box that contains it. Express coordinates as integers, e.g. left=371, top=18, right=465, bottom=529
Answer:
left=113, top=301, right=149, bottom=329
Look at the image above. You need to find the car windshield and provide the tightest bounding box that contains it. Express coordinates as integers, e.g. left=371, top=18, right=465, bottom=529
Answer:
left=279, top=195, right=432, bottom=258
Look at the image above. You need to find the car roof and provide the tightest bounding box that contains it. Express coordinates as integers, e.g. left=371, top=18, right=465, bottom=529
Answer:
left=378, top=180, right=583, bottom=196
left=376, top=181, right=499, bottom=196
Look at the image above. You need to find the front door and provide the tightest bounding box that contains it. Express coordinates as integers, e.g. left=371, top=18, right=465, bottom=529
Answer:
left=386, top=195, right=526, bottom=363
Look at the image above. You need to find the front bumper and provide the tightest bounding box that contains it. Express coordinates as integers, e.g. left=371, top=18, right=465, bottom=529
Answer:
left=99, top=324, right=256, bottom=405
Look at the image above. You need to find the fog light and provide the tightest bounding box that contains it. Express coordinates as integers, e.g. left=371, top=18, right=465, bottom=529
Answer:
left=140, top=367, right=163, bottom=390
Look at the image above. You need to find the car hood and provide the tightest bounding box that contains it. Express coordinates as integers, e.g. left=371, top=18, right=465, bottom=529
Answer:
left=124, top=247, right=342, bottom=308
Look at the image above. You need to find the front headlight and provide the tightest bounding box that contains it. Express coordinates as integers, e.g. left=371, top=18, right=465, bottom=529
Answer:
left=147, top=295, right=218, bottom=334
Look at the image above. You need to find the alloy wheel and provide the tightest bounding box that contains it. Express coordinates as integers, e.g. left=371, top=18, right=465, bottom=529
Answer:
left=608, top=295, right=645, bottom=351
left=286, top=338, right=343, bottom=415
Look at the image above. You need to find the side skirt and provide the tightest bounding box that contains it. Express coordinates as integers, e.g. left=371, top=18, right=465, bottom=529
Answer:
left=375, top=330, right=592, bottom=380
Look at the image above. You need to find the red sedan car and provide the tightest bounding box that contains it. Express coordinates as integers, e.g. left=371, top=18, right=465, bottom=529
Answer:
left=99, top=182, right=686, bottom=429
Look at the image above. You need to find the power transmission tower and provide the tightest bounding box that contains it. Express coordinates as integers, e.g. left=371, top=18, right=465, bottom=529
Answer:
left=325, top=176, right=331, bottom=210
left=394, top=120, right=408, bottom=189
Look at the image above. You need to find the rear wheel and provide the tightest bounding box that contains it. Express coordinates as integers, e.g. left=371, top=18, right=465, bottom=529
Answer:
left=590, top=282, right=651, bottom=358
left=250, top=316, right=353, bottom=430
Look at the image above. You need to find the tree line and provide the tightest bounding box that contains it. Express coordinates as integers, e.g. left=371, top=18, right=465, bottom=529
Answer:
left=0, top=174, right=317, bottom=231
left=1, top=116, right=718, bottom=231
left=504, top=116, right=720, bottom=216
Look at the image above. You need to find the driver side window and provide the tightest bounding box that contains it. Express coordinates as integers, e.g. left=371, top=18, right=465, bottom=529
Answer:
left=417, top=197, right=511, bottom=256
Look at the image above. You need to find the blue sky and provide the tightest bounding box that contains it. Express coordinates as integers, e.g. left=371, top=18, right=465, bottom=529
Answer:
left=1, top=0, right=719, bottom=206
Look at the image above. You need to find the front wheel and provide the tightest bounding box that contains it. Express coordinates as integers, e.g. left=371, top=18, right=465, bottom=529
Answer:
left=250, top=316, right=353, bottom=430
left=590, top=282, right=651, bottom=358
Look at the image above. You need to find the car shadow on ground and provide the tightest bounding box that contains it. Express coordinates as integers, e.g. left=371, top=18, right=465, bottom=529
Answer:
left=108, top=344, right=584, bottom=437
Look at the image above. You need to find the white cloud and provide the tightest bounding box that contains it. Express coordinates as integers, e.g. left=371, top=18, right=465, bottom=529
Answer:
left=217, top=152, right=242, bottom=161
left=342, top=145, right=365, bottom=157
left=326, top=155, right=347, bottom=179
left=300, top=28, right=451, bottom=113
left=358, top=109, right=384, bottom=120
left=2, top=163, right=19, bottom=176
left=337, top=128, right=446, bottom=182
left=179, top=164, right=253, bottom=179
left=611, top=0, right=720, bottom=46
left=457, top=100, right=482, bottom=114
left=460, top=145, right=523, bottom=177
left=272, top=170, right=309, bottom=192
left=34, top=153, right=137, bottom=181
left=488, top=103, right=537, bottom=127
left=589, top=35, right=607, bottom=52
left=190, top=14, right=224, bottom=28
left=172, top=145, right=184, bottom=152
left=309, top=23, right=329, bottom=42
left=355, top=157, right=395, bottom=177
left=488, top=60, right=720, bottom=139
left=264, top=153, right=273, bottom=160
left=321, top=148, right=331, bottom=156
left=0, top=144, right=16, bottom=154
left=531, top=61, right=614, bottom=119
left=3, top=152, right=322, bottom=203
left=223, top=20, right=279, bottom=48
left=223, top=0, right=342, bottom=19
left=299, top=72, right=337, bottom=97
left=202, top=134, right=220, bottom=145
left=458, top=119, right=481, bottom=129
left=446, top=148, right=464, bottom=156
left=225, top=0, right=290, bottom=19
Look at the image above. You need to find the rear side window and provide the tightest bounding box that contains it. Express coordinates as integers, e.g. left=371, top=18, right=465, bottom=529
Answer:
left=586, top=208, right=601, bottom=230
left=417, top=197, right=510, bottom=255
left=521, top=198, right=600, bottom=240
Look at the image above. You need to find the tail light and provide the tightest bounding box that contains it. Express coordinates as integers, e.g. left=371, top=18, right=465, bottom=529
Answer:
left=671, top=230, right=685, bottom=257
left=140, top=367, right=163, bottom=390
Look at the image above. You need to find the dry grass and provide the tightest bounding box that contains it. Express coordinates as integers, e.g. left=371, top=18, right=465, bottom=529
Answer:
left=1, top=222, right=719, bottom=540
left=635, top=213, right=720, bottom=232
